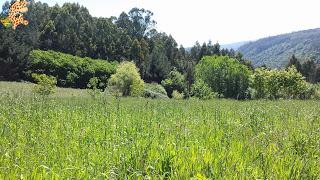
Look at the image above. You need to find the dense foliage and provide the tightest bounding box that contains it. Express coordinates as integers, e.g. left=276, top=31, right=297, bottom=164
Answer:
left=0, top=1, right=246, bottom=86
left=286, top=55, right=320, bottom=84
left=28, top=50, right=117, bottom=88
left=108, top=61, right=144, bottom=97
left=238, top=28, right=320, bottom=68
left=191, top=80, right=218, bottom=100
left=143, top=83, right=168, bottom=99
left=195, top=56, right=252, bottom=99
left=0, top=1, right=187, bottom=83
left=32, top=73, right=57, bottom=96
left=161, top=68, right=186, bottom=98
left=0, top=82, right=319, bottom=179
left=249, top=67, right=309, bottom=99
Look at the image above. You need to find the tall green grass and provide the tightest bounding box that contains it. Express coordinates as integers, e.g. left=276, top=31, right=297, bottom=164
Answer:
left=0, top=82, right=319, bottom=179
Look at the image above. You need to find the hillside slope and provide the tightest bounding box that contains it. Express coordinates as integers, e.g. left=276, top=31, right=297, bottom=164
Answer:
left=238, top=28, right=320, bottom=68
left=221, top=41, right=249, bottom=50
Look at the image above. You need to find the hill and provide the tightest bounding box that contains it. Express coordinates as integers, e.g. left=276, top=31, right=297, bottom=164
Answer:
left=238, top=28, right=320, bottom=68
left=221, top=41, right=249, bottom=50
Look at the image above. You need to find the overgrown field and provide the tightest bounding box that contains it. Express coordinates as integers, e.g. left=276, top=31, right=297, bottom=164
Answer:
left=0, top=82, right=319, bottom=179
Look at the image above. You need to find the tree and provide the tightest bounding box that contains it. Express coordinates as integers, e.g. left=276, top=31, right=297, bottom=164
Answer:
left=191, top=80, right=217, bottom=100
left=190, top=41, right=201, bottom=62
left=32, top=73, right=57, bottom=96
left=161, top=68, right=186, bottom=98
left=108, top=61, right=144, bottom=97
left=301, top=60, right=317, bottom=83
left=249, top=67, right=309, bottom=99
left=145, top=42, right=171, bottom=82
left=195, top=56, right=252, bottom=99
left=286, top=55, right=302, bottom=72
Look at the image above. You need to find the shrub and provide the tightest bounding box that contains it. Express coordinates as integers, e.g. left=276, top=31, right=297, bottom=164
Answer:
left=28, top=50, right=117, bottom=89
left=250, top=67, right=310, bottom=99
left=87, top=77, right=102, bottom=99
left=195, top=56, right=252, bottom=99
left=161, top=68, right=186, bottom=98
left=32, top=73, right=57, bottom=96
left=143, top=83, right=168, bottom=99
left=191, top=80, right=218, bottom=100
left=298, top=83, right=320, bottom=99
left=172, top=90, right=184, bottom=100
left=108, top=61, right=144, bottom=97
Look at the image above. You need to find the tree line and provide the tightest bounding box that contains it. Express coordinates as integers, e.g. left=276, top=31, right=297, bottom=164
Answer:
left=0, top=1, right=245, bottom=84
left=286, top=55, right=320, bottom=84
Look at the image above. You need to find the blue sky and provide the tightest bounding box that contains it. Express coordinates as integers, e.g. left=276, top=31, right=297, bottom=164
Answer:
left=2, top=0, right=320, bottom=46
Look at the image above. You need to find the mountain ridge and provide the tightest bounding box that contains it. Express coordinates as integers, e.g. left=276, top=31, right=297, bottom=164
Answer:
left=238, top=28, right=320, bottom=68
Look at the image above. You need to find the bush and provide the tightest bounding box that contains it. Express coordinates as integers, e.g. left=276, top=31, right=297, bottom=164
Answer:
left=32, top=73, right=57, bottom=96
left=87, top=77, right=102, bottom=99
left=172, top=90, right=184, bottom=100
left=161, top=68, right=186, bottom=98
left=250, top=67, right=310, bottom=99
left=195, top=56, right=252, bottom=99
left=108, top=61, right=144, bottom=97
left=28, top=50, right=117, bottom=89
left=143, top=83, right=168, bottom=99
left=191, top=80, right=218, bottom=100
left=297, top=83, right=320, bottom=99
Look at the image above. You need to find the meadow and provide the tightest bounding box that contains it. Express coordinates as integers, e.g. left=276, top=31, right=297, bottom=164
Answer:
left=0, top=82, right=319, bottom=179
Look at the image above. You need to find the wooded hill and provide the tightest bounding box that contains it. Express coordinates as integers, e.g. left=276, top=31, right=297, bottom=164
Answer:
left=238, top=28, right=320, bottom=68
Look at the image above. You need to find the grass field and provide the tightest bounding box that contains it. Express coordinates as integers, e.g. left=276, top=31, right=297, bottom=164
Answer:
left=0, top=82, right=319, bottom=179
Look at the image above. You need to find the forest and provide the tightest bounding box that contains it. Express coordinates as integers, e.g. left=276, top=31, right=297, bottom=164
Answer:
left=0, top=1, right=246, bottom=87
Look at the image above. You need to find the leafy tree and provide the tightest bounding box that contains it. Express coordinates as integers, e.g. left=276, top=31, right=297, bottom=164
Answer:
left=87, top=77, right=103, bottom=98
left=195, top=56, right=252, bottom=99
left=286, top=55, right=302, bottom=72
left=161, top=68, right=186, bottom=98
left=32, top=73, right=57, bottom=96
left=249, top=67, right=309, bottom=99
left=145, top=42, right=171, bottom=82
left=191, top=80, right=218, bottom=100
left=108, top=61, right=144, bottom=97
left=190, top=41, right=201, bottom=62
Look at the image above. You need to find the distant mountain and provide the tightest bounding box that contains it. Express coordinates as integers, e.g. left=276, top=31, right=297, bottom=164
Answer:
left=238, top=28, right=320, bottom=68
left=221, top=41, right=249, bottom=50
left=185, top=41, right=248, bottom=53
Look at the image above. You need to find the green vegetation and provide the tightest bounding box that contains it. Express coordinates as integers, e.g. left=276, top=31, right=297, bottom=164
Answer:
left=0, top=1, right=241, bottom=85
left=191, top=80, right=218, bottom=100
left=108, top=61, right=145, bottom=97
left=32, top=73, right=57, bottom=97
left=87, top=77, right=103, bottom=99
left=238, top=28, right=320, bottom=68
left=0, top=82, right=319, bottom=179
left=143, top=83, right=168, bottom=99
left=195, top=56, right=252, bottom=99
left=161, top=68, right=186, bottom=98
left=28, top=50, right=117, bottom=89
left=286, top=55, right=320, bottom=84
left=250, top=67, right=309, bottom=99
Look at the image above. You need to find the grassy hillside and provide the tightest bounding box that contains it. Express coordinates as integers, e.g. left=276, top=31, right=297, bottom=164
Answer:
left=0, top=82, right=319, bottom=178
left=238, top=28, right=320, bottom=68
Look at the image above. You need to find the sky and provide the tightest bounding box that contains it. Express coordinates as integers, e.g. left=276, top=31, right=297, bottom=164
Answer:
left=2, top=0, right=320, bottom=46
